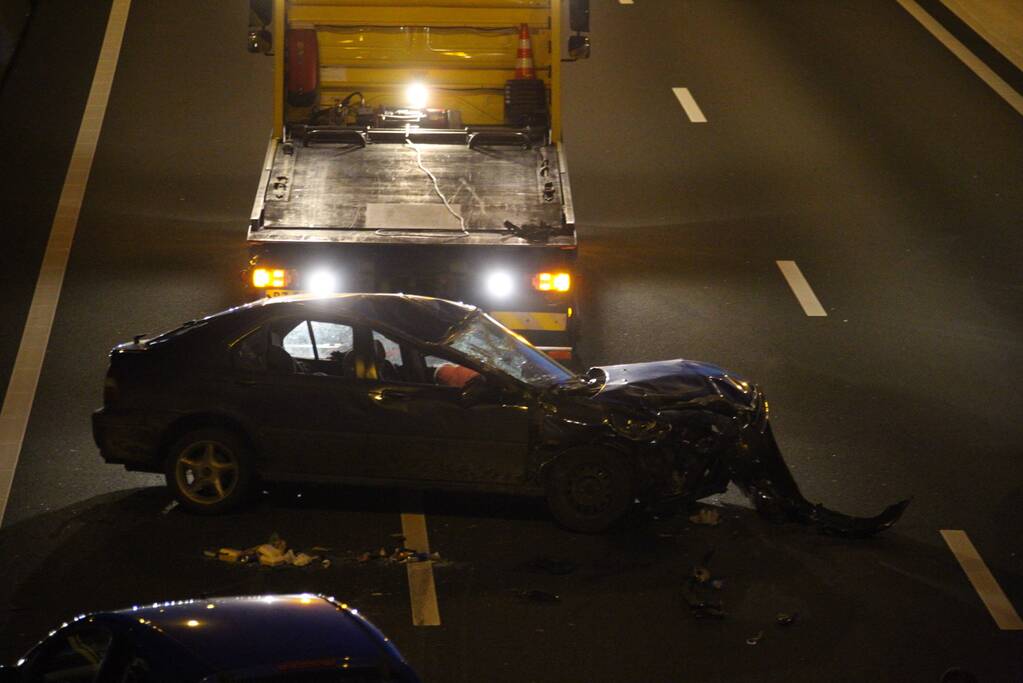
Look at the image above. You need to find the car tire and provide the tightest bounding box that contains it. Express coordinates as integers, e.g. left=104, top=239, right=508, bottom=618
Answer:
left=545, top=446, right=634, bottom=533
left=164, top=428, right=253, bottom=515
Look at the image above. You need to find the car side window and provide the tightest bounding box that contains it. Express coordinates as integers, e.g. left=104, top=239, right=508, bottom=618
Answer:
left=282, top=321, right=315, bottom=360
left=280, top=320, right=354, bottom=362
left=233, top=327, right=267, bottom=372
left=28, top=625, right=113, bottom=683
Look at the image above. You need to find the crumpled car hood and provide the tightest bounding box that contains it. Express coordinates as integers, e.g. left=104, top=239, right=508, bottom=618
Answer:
left=591, top=359, right=758, bottom=411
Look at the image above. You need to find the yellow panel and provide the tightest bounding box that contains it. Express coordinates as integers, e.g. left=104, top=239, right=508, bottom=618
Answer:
left=293, top=0, right=547, bottom=6
left=490, top=311, right=568, bottom=332
left=289, top=5, right=549, bottom=28
left=317, top=26, right=551, bottom=71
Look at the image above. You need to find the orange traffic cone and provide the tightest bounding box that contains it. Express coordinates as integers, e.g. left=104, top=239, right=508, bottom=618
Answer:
left=514, top=23, right=535, bottom=79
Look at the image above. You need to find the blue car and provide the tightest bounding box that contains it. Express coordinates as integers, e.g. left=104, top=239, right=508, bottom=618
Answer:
left=0, top=594, right=420, bottom=682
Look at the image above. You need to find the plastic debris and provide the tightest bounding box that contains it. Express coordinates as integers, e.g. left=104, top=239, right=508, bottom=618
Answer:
left=776, top=612, right=798, bottom=627
left=688, top=507, right=721, bottom=526
left=746, top=631, right=764, bottom=646
left=321, top=559, right=331, bottom=568
left=204, top=534, right=322, bottom=569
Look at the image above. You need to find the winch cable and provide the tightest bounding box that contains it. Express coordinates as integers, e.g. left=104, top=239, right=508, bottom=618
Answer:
left=380, top=139, right=469, bottom=239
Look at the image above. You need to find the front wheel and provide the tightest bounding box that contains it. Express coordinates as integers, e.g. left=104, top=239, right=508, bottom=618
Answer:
left=545, top=446, right=634, bottom=533
left=164, top=428, right=253, bottom=514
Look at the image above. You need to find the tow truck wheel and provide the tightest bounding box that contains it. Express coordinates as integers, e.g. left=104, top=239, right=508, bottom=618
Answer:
left=164, top=428, right=253, bottom=514
left=545, top=446, right=634, bottom=533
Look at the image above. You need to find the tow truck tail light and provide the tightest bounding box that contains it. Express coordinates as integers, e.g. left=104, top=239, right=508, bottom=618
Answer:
left=252, top=268, right=289, bottom=288
left=533, top=272, right=570, bottom=292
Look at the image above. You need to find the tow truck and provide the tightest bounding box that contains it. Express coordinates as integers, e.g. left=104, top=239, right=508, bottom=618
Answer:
left=244, top=0, right=590, bottom=362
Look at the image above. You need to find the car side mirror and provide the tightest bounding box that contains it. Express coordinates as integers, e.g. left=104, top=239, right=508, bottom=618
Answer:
left=567, top=34, right=590, bottom=60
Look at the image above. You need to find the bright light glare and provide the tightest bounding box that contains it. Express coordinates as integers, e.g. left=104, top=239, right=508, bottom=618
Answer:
left=406, top=82, right=429, bottom=109
left=486, top=271, right=515, bottom=298
left=308, top=270, right=338, bottom=295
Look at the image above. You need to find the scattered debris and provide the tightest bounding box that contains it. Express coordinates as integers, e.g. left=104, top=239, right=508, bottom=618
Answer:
left=519, top=589, right=561, bottom=603
left=688, top=507, right=722, bottom=526
left=776, top=612, right=798, bottom=627
left=710, top=579, right=724, bottom=590
left=321, top=559, right=331, bottom=569
left=692, top=566, right=712, bottom=583
left=746, top=630, right=764, bottom=646
left=681, top=587, right=725, bottom=619
left=204, top=533, right=321, bottom=569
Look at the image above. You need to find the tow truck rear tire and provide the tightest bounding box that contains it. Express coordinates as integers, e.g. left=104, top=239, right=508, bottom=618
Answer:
left=545, top=446, right=634, bottom=533
left=164, top=428, right=253, bottom=515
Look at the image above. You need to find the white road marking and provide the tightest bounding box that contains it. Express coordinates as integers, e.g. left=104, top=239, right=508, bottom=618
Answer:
left=400, top=491, right=441, bottom=626
left=672, top=87, right=708, bottom=123
left=776, top=261, right=827, bottom=317
left=941, top=530, right=1023, bottom=630
left=896, top=0, right=1023, bottom=117
left=0, top=0, right=132, bottom=525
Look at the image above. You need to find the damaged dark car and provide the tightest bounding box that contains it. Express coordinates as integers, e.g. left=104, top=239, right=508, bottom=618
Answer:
left=93, top=294, right=908, bottom=535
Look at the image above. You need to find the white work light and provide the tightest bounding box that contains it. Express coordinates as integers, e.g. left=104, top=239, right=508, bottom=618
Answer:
left=405, top=82, right=429, bottom=110
left=485, top=271, right=515, bottom=299
left=307, top=270, right=339, bottom=295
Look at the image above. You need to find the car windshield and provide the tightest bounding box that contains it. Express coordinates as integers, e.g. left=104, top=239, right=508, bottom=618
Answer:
left=446, top=312, right=576, bottom=388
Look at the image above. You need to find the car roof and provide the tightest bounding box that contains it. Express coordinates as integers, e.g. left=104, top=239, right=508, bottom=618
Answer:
left=109, top=595, right=400, bottom=675
left=250, top=293, right=477, bottom=343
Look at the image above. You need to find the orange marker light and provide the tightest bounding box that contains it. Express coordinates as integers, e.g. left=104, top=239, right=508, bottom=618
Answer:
left=252, top=268, right=287, bottom=288
left=533, top=272, right=570, bottom=292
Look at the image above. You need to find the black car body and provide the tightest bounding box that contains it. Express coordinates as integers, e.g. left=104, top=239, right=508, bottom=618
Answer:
left=93, top=294, right=907, bottom=534
left=0, top=594, right=420, bottom=682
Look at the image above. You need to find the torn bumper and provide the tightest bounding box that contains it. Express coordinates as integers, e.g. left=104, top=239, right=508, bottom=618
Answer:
left=728, top=424, right=910, bottom=538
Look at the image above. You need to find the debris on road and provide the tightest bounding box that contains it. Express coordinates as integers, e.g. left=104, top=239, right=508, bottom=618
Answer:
left=203, top=533, right=322, bottom=569
left=776, top=612, right=798, bottom=627
left=688, top=507, right=722, bottom=526
left=692, top=566, right=712, bottom=583
left=746, top=630, right=764, bottom=646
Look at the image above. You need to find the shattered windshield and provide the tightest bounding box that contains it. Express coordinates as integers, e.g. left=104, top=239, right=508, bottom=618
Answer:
left=446, top=313, right=575, bottom=388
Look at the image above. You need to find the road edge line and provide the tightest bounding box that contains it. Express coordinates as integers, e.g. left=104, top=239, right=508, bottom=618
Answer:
left=0, top=0, right=132, bottom=525
left=895, top=0, right=1023, bottom=117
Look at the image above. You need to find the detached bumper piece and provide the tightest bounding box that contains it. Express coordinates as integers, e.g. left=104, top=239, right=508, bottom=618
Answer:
left=729, top=425, right=910, bottom=538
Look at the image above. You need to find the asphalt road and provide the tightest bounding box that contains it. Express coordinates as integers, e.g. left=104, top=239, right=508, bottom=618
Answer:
left=1, top=1, right=1021, bottom=680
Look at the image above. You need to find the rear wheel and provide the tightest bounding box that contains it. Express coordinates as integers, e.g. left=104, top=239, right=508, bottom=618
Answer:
left=164, top=428, right=252, bottom=514
left=545, top=446, right=634, bottom=533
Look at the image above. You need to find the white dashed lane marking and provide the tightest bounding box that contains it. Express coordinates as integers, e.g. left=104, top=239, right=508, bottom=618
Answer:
left=941, top=530, right=1023, bottom=630
left=0, top=0, right=132, bottom=524
left=401, top=491, right=441, bottom=626
left=776, top=260, right=827, bottom=317
left=672, top=87, right=708, bottom=123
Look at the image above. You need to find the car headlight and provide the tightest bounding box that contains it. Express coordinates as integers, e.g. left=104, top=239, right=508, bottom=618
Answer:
left=485, top=271, right=515, bottom=298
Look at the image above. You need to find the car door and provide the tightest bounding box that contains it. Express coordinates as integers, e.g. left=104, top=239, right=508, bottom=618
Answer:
left=230, top=317, right=371, bottom=479
left=347, top=327, right=532, bottom=486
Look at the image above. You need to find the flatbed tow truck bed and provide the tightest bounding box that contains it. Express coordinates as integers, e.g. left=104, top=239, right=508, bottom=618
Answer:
left=249, top=135, right=575, bottom=248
